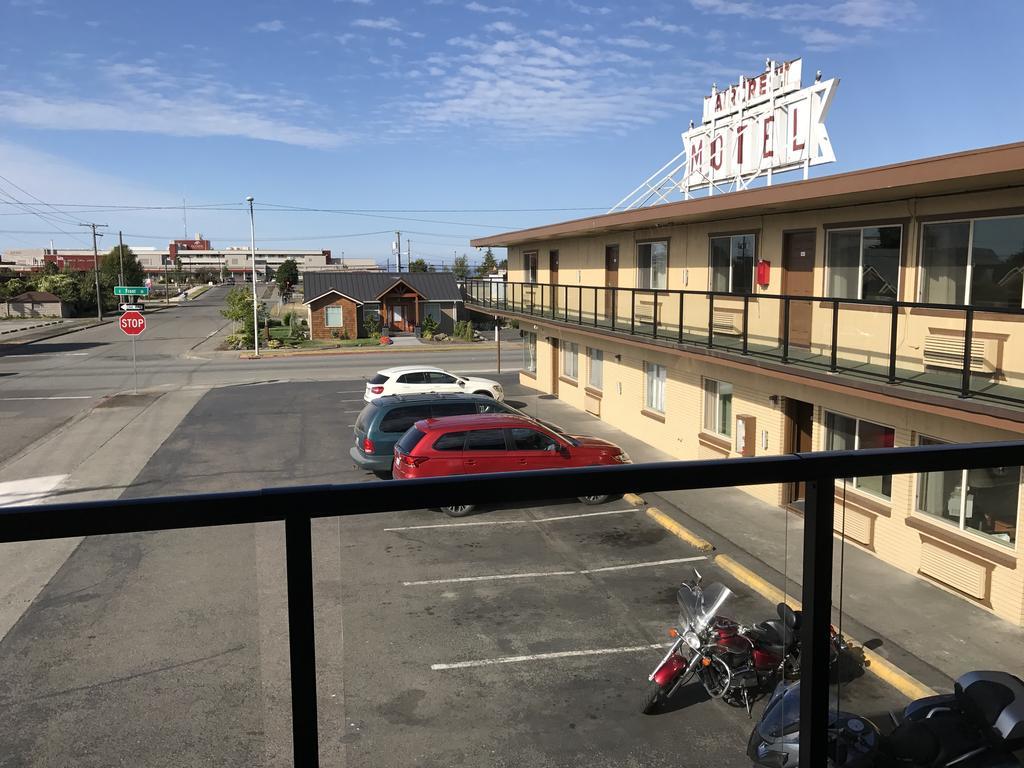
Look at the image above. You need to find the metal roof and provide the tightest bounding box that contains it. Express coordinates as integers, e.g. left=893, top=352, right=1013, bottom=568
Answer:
left=302, top=271, right=463, bottom=304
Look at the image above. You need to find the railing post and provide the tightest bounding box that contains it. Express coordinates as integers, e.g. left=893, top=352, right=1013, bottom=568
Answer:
left=611, top=288, right=617, bottom=331
left=630, top=290, right=636, bottom=335
left=564, top=285, right=569, bottom=322
left=285, top=515, right=320, bottom=768
left=961, top=307, right=975, bottom=398
left=830, top=300, right=839, bottom=372
left=594, top=287, right=599, bottom=327
left=677, top=290, right=684, bottom=343
left=782, top=297, right=791, bottom=362
left=741, top=294, right=749, bottom=355
left=652, top=290, right=659, bottom=339
left=888, top=303, right=899, bottom=384
left=578, top=285, right=583, bottom=325
left=799, top=477, right=835, bottom=768
left=707, top=293, right=715, bottom=349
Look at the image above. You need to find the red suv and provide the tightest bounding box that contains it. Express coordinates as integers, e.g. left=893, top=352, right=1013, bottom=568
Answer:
left=392, top=413, right=631, bottom=516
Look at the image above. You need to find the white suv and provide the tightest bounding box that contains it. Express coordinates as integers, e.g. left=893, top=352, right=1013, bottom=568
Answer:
left=364, top=366, right=504, bottom=402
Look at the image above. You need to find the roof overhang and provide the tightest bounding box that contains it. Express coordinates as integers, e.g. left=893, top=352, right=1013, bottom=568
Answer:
left=376, top=278, right=427, bottom=300
left=303, top=289, right=364, bottom=306
left=470, top=142, right=1024, bottom=248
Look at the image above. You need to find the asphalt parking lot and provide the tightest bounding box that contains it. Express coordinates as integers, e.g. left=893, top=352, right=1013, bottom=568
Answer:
left=0, top=374, right=908, bottom=767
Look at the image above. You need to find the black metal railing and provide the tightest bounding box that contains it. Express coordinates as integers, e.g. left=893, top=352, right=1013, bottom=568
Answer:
left=2, top=441, right=1023, bottom=767
left=465, top=279, right=1024, bottom=405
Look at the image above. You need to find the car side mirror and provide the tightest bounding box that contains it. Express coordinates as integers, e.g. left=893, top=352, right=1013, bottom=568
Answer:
left=458, top=380, right=466, bottom=387
left=558, top=444, right=571, bottom=457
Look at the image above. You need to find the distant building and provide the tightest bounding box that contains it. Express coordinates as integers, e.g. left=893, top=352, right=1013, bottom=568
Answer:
left=2, top=290, right=68, bottom=318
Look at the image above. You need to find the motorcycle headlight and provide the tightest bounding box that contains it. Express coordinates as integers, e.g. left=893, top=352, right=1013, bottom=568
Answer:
left=684, top=630, right=701, bottom=650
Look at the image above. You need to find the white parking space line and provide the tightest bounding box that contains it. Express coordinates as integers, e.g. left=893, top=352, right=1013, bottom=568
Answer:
left=384, top=508, right=636, bottom=532
left=402, top=556, right=707, bottom=586
left=0, top=396, right=93, bottom=401
left=431, top=642, right=671, bottom=671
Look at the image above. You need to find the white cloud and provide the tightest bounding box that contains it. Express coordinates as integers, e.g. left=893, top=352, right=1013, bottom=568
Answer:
left=795, top=25, right=867, bottom=50
left=465, top=2, right=525, bottom=16
left=403, top=33, right=689, bottom=139
left=352, top=17, right=401, bottom=30
left=388, top=36, right=406, bottom=47
left=0, top=65, right=349, bottom=149
left=690, top=0, right=916, bottom=28
left=484, top=20, right=517, bottom=33
left=568, top=1, right=611, bottom=15
left=85, top=19, right=100, bottom=27
left=627, top=16, right=693, bottom=34
left=336, top=33, right=358, bottom=44
left=604, top=36, right=671, bottom=51
left=252, top=19, right=285, bottom=32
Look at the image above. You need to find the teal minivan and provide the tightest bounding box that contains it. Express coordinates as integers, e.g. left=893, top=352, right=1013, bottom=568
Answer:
left=351, top=393, right=562, bottom=478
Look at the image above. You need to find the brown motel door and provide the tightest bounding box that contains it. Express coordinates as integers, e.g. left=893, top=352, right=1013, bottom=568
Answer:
left=782, top=231, right=816, bottom=347
left=549, top=250, right=559, bottom=313
left=604, top=244, right=619, bottom=319
left=785, top=399, right=814, bottom=509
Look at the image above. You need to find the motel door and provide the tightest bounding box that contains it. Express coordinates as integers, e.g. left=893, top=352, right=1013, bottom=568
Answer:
left=549, top=250, right=559, bottom=316
left=785, top=399, right=814, bottom=510
left=390, top=302, right=415, bottom=333
left=604, top=244, right=619, bottom=321
left=782, top=231, right=816, bottom=347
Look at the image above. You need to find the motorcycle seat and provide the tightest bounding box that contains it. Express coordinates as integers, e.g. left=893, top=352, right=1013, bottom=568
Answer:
left=884, top=714, right=983, bottom=766
left=748, top=620, right=792, bottom=650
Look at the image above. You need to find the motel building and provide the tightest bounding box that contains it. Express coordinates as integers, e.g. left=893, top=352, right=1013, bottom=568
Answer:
left=465, top=62, right=1024, bottom=626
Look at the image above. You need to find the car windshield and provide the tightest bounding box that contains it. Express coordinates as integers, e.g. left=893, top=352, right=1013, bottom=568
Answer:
left=354, top=403, right=376, bottom=434
left=369, top=374, right=390, bottom=385
left=395, top=427, right=425, bottom=454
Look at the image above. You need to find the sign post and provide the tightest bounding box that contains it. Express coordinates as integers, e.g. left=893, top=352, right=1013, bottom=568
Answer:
left=119, top=310, right=146, bottom=394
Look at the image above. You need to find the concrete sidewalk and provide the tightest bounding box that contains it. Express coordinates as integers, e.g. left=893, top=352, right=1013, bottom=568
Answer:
left=502, top=377, right=1024, bottom=694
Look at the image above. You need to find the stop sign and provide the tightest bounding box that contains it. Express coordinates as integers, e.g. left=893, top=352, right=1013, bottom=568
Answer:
left=119, top=310, right=146, bottom=336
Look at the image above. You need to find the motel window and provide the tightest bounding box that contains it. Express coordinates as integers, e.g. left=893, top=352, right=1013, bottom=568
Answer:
left=643, top=361, right=666, bottom=413
left=710, top=234, right=755, bottom=295
left=702, top=379, right=733, bottom=437
left=522, top=332, right=537, bottom=374
left=587, top=347, right=603, bottom=391
left=920, top=216, right=1024, bottom=307
left=916, top=436, right=1019, bottom=548
left=524, top=251, right=539, bottom=284
left=637, top=241, right=668, bottom=289
left=824, top=412, right=895, bottom=500
left=827, top=225, right=902, bottom=301
left=324, top=306, right=343, bottom=327
left=561, top=341, right=579, bottom=380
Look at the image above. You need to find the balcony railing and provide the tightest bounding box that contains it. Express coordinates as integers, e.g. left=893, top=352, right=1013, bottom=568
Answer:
left=465, top=279, right=1024, bottom=408
left=3, top=441, right=1023, bottom=767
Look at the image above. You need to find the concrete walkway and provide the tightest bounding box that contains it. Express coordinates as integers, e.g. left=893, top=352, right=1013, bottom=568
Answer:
left=503, top=380, right=1024, bottom=693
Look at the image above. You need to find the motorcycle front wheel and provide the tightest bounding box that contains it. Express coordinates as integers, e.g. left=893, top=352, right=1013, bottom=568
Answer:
left=698, top=655, right=732, bottom=699
left=640, top=681, right=666, bottom=714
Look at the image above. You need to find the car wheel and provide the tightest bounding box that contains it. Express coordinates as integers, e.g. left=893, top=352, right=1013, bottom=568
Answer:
left=472, top=390, right=493, bottom=398
left=440, top=504, right=475, bottom=517
left=578, top=494, right=610, bottom=505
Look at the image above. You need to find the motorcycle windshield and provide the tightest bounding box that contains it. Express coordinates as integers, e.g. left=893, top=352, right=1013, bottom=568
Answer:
left=676, top=582, right=732, bottom=632
left=758, top=680, right=802, bottom=739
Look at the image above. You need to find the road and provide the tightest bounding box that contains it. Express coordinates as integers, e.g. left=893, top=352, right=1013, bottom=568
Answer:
left=0, top=284, right=500, bottom=470
left=0, top=374, right=904, bottom=768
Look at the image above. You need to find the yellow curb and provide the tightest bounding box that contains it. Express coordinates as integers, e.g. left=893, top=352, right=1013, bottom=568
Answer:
left=646, top=507, right=715, bottom=552
left=712, top=553, right=937, bottom=700
left=714, top=554, right=799, bottom=610
left=623, top=492, right=645, bottom=507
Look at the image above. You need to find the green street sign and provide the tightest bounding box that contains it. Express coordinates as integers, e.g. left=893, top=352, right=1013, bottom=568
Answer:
left=114, top=286, right=149, bottom=296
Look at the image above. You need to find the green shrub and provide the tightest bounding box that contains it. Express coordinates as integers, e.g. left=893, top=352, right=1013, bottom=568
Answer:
left=421, top=315, right=438, bottom=339
left=267, top=339, right=283, bottom=349
left=282, top=311, right=293, bottom=326
left=453, top=320, right=474, bottom=341
left=363, top=313, right=381, bottom=339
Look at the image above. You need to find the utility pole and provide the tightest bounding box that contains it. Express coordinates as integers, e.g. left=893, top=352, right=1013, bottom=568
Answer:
left=118, top=230, right=125, bottom=286
left=395, top=230, right=402, bottom=272
left=79, top=223, right=107, bottom=320
left=406, top=239, right=411, bottom=268
left=246, top=196, right=260, bottom=357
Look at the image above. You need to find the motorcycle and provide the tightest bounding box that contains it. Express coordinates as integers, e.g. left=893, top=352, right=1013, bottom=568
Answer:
left=747, top=670, right=1024, bottom=767
left=642, top=569, right=846, bottom=715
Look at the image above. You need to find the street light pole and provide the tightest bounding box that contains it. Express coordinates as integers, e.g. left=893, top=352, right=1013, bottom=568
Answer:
left=246, top=196, right=259, bottom=357
left=117, top=230, right=125, bottom=287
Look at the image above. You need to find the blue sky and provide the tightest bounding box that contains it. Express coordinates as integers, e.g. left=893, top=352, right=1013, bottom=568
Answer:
left=0, top=0, right=1021, bottom=266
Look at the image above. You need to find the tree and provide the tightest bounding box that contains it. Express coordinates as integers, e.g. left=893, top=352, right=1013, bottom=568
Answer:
left=36, top=274, right=78, bottom=304
left=498, top=258, right=508, bottom=271
left=408, top=258, right=432, bottom=273
left=221, top=286, right=263, bottom=340
left=452, top=254, right=470, bottom=280
left=477, top=248, right=498, bottom=276
left=100, top=245, right=144, bottom=288
left=276, top=258, right=299, bottom=294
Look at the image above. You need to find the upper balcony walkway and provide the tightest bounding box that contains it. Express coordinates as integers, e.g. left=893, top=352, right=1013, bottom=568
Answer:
left=465, top=279, right=1024, bottom=417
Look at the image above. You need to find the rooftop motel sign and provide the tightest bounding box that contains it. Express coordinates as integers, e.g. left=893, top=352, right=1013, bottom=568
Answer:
left=682, top=59, right=838, bottom=191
